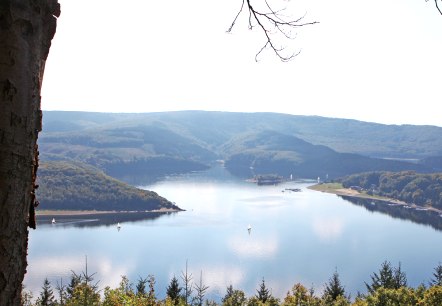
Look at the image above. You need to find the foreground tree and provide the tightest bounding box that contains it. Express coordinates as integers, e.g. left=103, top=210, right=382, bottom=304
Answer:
left=421, top=285, right=442, bottom=305
left=192, top=271, right=209, bottom=306
left=181, top=261, right=193, bottom=305
left=249, top=278, right=279, bottom=306
left=364, top=287, right=418, bottom=306
left=322, top=270, right=349, bottom=304
left=167, top=276, right=183, bottom=306
left=256, top=278, right=271, bottom=303
left=430, top=263, right=442, bottom=286
left=222, top=285, right=247, bottom=306
left=365, top=261, right=407, bottom=294
left=282, top=283, right=320, bottom=306
left=0, top=1, right=60, bottom=304
left=36, top=278, right=57, bottom=306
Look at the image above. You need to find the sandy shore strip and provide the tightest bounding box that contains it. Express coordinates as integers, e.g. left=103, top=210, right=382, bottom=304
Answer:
left=308, top=183, right=442, bottom=214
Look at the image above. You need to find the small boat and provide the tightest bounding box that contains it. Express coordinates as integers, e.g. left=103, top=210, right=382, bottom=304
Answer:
left=51, top=218, right=56, bottom=224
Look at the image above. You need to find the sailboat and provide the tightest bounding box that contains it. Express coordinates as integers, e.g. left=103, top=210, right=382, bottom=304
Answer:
left=51, top=218, right=56, bottom=224
left=247, top=224, right=252, bottom=234
left=117, top=222, right=121, bottom=230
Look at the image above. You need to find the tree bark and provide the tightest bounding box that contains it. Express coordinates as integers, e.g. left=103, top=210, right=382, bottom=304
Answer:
left=0, top=1, right=59, bottom=304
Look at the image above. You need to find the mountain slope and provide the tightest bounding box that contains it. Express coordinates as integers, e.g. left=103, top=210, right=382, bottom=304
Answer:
left=224, top=131, right=427, bottom=179
left=42, top=110, right=442, bottom=158
left=36, top=161, right=182, bottom=211
left=39, top=111, right=440, bottom=179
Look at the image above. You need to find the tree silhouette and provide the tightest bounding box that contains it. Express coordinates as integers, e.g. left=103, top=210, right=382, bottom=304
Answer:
left=181, top=261, right=193, bottom=305
left=365, top=261, right=407, bottom=294
left=430, top=263, right=442, bottom=286
left=166, top=276, right=182, bottom=306
left=136, top=276, right=148, bottom=297
left=323, top=270, right=347, bottom=302
left=36, top=278, right=57, bottom=306
left=192, top=271, right=209, bottom=306
left=256, top=278, right=271, bottom=303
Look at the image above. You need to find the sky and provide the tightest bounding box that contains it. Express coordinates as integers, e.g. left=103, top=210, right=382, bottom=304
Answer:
left=41, top=0, right=442, bottom=126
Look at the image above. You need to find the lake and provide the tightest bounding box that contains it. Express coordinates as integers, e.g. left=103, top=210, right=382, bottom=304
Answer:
left=24, top=165, right=442, bottom=301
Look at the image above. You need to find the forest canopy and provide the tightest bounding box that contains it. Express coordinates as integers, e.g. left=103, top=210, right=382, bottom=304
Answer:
left=341, top=171, right=442, bottom=209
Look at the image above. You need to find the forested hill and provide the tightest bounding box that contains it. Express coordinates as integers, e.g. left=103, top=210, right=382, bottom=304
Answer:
left=341, top=171, right=442, bottom=209
left=39, top=111, right=442, bottom=180
left=36, top=161, right=181, bottom=211
left=42, top=111, right=442, bottom=158
left=223, top=130, right=427, bottom=179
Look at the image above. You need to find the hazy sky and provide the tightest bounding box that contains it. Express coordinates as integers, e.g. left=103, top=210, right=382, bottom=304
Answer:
left=41, top=0, right=442, bottom=126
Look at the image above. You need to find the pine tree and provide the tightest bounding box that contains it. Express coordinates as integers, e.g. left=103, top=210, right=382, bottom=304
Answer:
left=136, top=276, right=148, bottom=297
left=167, top=276, right=182, bottom=306
left=181, top=261, right=193, bottom=305
left=192, top=271, right=209, bottom=306
left=393, top=262, right=407, bottom=289
left=222, top=285, right=247, bottom=306
left=365, top=261, right=394, bottom=294
left=55, top=278, right=67, bottom=305
left=222, top=285, right=234, bottom=303
left=36, top=278, right=57, bottom=306
left=147, top=274, right=157, bottom=306
left=66, top=272, right=82, bottom=299
left=256, top=278, right=271, bottom=303
left=323, top=270, right=347, bottom=302
left=65, top=258, right=101, bottom=306
left=365, top=261, right=407, bottom=294
left=430, top=263, right=442, bottom=286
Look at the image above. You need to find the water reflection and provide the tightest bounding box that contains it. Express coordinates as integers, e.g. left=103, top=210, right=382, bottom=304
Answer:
left=228, top=235, right=279, bottom=259
left=25, top=168, right=442, bottom=301
left=339, top=195, right=442, bottom=231
left=36, top=211, right=177, bottom=228
left=312, top=217, right=345, bottom=242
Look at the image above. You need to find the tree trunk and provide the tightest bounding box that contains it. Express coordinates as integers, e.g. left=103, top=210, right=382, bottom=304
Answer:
left=0, top=1, right=59, bottom=304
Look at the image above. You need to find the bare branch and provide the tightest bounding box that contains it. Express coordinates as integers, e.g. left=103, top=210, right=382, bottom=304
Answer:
left=228, top=0, right=318, bottom=61
left=436, top=0, right=442, bottom=15
left=227, top=0, right=246, bottom=33
left=426, top=0, right=442, bottom=15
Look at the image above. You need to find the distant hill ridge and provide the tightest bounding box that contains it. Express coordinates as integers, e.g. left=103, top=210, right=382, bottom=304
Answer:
left=40, top=111, right=442, bottom=180
left=42, top=111, right=442, bottom=158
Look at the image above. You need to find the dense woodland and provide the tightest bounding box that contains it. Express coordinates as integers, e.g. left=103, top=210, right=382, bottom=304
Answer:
left=36, top=161, right=181, bottom=211
left=341, top=171, right=442, bottom=209
left=23, top=261, right=442, bottom=306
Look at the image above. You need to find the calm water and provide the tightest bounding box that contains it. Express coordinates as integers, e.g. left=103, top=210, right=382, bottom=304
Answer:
left=25, top=166, right=442, bottom=301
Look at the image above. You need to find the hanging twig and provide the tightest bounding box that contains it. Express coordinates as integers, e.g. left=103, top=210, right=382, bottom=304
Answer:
left=227, top=0, right=318, bottom=61
left=435, top=0, right=442, bottom=15
left=426, top=0, right=442, bottom=15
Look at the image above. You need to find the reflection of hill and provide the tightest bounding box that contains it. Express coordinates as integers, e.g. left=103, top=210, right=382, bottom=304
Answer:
left=340, top=195, right=442, bottom=231
left=36, top=211, right=176, bottom=228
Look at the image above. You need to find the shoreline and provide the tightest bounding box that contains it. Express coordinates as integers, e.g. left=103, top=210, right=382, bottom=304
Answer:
left=308, top=183, right=442, bottom=215
left=36, top=208, right=182, bottom=216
